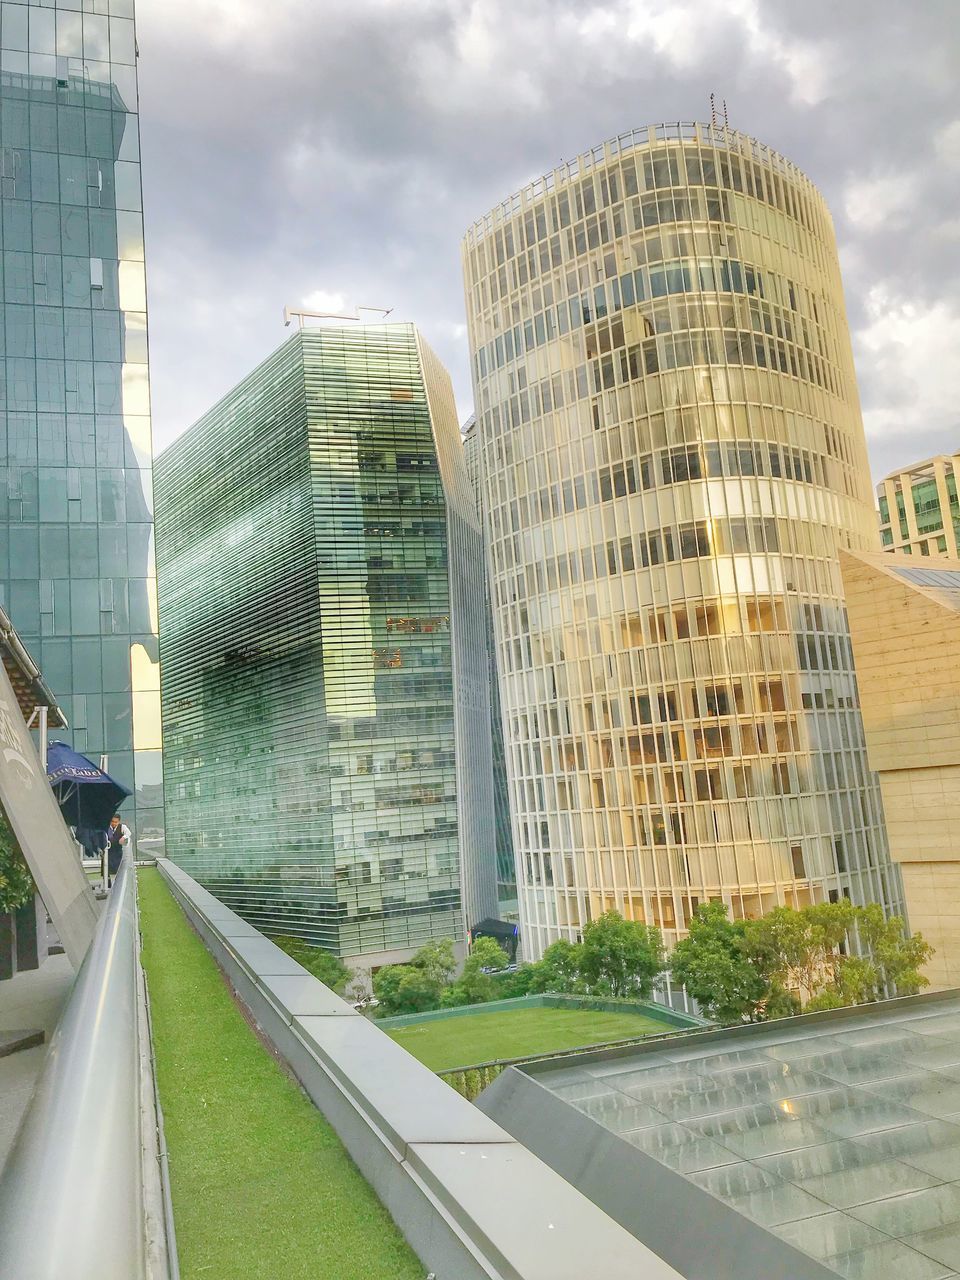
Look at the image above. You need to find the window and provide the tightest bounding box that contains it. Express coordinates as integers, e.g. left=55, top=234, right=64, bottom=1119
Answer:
left=834, top=838, right=847, bottom=873
left=658, top=689, right=678, bottom=721
left=663, top=769, right=686, bottom=802
left=791, top=845, right=806, bottom=878
left=758, top=679, right=786, bottom=712
left=633, top=771, right=655, bottom=804
left=631, top=694, right=653, bottom=725
left=694, top=725, right=733, bottom=758
left=694, top=602, right=721, bottom=636
left=733, top=765, right=754, bottom=798
left=695, top=767, right=722, bottom=801
left=698, top=684, right=731, bottom=716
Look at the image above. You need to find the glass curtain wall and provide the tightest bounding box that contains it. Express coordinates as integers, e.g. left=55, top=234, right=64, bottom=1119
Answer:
left=157, top=325, right=496, bottom=961
left=464, top=415, right=518, bottom=913
left=0, top=0, right=162, bottom=847
left=462, top=123, right=899, bottom=960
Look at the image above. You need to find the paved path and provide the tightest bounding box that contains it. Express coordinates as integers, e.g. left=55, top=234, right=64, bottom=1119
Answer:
left=0, top=954, right=75, bottom=1173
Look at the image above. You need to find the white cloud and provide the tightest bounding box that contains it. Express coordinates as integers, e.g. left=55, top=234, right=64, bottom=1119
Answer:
left=844, top=174, right=912, bottom=230
left=856, top=286, right=960, bottom=440
left=935, top=119, right=960, bottom=169
left=301, top=289, right=351, bottom=314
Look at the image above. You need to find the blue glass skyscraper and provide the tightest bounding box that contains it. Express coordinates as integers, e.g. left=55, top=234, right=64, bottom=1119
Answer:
left=0, top=1, right=162, bottom=846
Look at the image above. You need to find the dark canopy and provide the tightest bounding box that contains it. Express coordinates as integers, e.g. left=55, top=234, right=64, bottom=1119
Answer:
left=46, top=741, right=131, bottom=830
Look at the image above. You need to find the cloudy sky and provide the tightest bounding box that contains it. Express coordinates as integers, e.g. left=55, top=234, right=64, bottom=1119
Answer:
left=137, top=0, right=959, bottom=482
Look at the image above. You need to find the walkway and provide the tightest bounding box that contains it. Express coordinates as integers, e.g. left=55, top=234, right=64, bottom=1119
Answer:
left=0, top=953, right=74, bottom=1172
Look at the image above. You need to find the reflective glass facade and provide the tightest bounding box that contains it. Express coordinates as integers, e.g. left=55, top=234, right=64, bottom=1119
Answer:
left=0, top=0, right=161, bottom=848
left=464, top=414, right=518, bottom=912
left=877, top=453, right=960, bottom=559
left=462, top=123, right=899, bottom=960
left=155, top=325, right=497, bottom=962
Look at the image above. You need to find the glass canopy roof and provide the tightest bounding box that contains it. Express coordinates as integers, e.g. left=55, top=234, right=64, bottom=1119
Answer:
left=539, top=998, right=960, bottom=1278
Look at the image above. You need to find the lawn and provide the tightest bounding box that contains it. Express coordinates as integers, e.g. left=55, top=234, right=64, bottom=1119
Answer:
left=386, top=1006, right=672, bottom=1071
left=137, top=868, right=423, bottom=1280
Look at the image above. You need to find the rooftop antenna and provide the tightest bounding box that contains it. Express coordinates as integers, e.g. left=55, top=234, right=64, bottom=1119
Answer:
left=283, top=304, right=394, bottom=329
left=723, top=99, right=730, bottom=132
left=710, top=92, right=717, bottom=129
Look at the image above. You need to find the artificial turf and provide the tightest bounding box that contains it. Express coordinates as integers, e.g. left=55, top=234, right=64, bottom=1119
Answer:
left=386, top=1006, right=672, bottom=1071
left=137, top=868, right=423, bottom=1280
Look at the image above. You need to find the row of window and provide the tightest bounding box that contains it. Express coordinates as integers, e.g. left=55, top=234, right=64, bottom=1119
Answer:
left=487, top=438, right=822, bottom=543
left=493, top=515, right=778, bottom=611
left=495, top=325, right=843, bottom=446
left=468, top=140, right=824, bottom=290
left=474, top=253, right=825, bottom=384
left=350, top=747, right=456, bottom=775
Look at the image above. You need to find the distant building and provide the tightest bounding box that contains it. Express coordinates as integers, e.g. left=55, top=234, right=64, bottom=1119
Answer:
left=877, top=454, right=960, bottom=558
left=842, top=549, right=960, bottom=989
left=462, top=122, right=899, bottom=959
left=462, top=415, right=518, bottom=915
left=155, top=324, right=497, bottom=966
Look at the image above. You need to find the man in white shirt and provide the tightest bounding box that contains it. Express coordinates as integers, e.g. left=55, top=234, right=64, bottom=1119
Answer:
left=107, top=813, right=133, bottom=885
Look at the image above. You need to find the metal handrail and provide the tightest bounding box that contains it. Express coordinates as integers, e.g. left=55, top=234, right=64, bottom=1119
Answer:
left=0, top=854, right=151, bottom=1279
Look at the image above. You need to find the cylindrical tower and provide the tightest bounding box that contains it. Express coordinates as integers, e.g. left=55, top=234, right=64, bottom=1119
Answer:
left=461, top=123, right=899, bottom=961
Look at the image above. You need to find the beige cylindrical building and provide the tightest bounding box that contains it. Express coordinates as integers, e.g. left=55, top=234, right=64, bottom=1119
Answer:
left=461, top=122, right=900, bottom=961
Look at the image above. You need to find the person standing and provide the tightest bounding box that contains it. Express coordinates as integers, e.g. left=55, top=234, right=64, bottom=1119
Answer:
left=107, top=814, right=132, bottom=885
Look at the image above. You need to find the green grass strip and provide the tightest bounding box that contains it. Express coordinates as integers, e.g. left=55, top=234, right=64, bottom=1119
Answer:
left=138, top=868, right=423, bottom=1280
left=388, top=1006, right=673, bottom=1071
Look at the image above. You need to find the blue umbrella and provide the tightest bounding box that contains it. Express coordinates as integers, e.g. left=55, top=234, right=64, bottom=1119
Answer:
left=45, top=741, right=132, bottom=831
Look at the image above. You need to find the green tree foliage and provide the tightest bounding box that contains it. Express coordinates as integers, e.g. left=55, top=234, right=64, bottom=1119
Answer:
left=577, top=910, right=665, bottom=998
left=672, top=899, right=933, bottom=1025
left=527, top=939, right=583, bottom=994
left=272, top=936, right=350, bottom=992
left=669, top=901, right=767, bottom=1024
left=743, top=901, right=858, bottom=1002
left=411, top=938, right=457, bottom=988
left=0, top=805, right=33, bottom=915
left=857, top=903, right=932, bottom=997
left=372, top=938, right=458, bottom=1015
left=492, top=963, right=537, bottom=999
left=442, top=936, right=508, bottom=1007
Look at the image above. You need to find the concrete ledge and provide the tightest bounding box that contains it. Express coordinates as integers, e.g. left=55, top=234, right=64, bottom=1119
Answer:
left=158, top=858, right=681, bottom=1280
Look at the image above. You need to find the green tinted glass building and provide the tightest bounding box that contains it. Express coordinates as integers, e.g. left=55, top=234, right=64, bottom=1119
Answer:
left=155, top=324, right=498, bottom=964
left=877, top=453, right=960, bottom=558
left=463, top=414, right=518, bottom=914
left=0, top=0, right=162, bottom=846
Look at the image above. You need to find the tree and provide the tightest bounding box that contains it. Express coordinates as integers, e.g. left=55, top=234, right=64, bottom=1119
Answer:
left=577, top=911, right=665, bottom=999
left=371, top=937, right=458, bottom=1015
left=411, top=938, right=457, bottom=989
left=743, top=901, right=858, bottom=1010
left=344, top=969, right=372, bottom=1008
left=271, top=936, right=350, bottom=991
left=492, top=963, right=537, bottom=999
left=0, top=806, right=33, bottom=915
left=373, top=963, right=444, bottom=1015
left=669, top=901, right=767, bottom=1024
left=527, top=939, right=583, bottom=994
left=856, top=903, right=932, bottom=998
left=442, top=937, right=508, bottom=1007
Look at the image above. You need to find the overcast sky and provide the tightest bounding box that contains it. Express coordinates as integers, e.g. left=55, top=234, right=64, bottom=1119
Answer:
left=138, top=0, right=959, bottom=482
